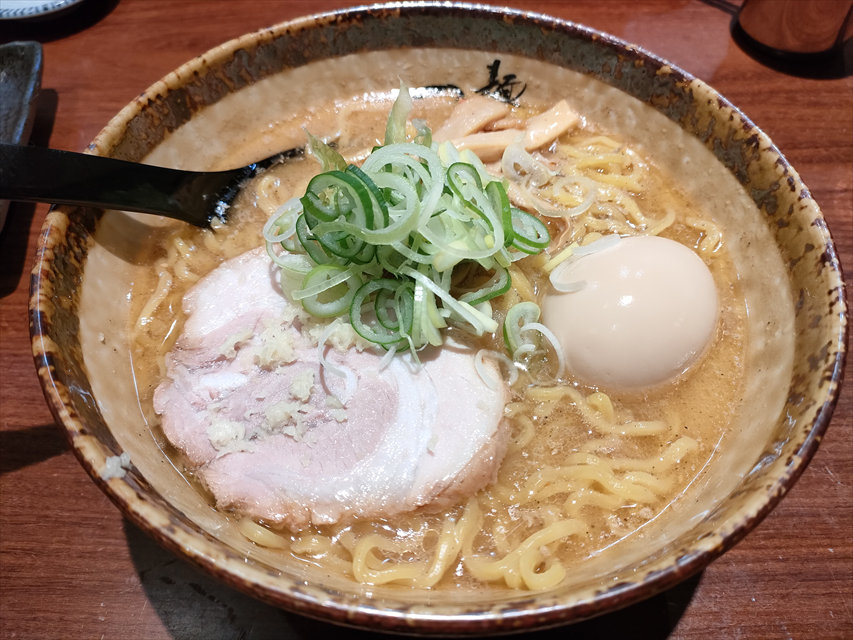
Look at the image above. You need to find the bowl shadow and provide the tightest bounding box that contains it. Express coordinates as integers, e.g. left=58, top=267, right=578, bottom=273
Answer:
left=0, top=423, right=69, bottom=475
left=125, top=519, right=700, bottom=639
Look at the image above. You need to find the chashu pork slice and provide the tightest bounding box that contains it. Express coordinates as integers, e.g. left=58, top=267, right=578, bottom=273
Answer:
left=153, top=247, right=510, bottom=529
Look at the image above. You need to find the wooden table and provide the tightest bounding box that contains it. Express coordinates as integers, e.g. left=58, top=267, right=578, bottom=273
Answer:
left=1, top=1, right=850, bottom=638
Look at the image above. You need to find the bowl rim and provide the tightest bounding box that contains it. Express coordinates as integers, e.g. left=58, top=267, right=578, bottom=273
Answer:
left=29, top=1, right=848, bottom=634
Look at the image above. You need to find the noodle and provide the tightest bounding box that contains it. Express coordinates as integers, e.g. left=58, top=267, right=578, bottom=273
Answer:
left=135, top=265, right=172, bottom=331
left=352, top=501, right=479, bottom=587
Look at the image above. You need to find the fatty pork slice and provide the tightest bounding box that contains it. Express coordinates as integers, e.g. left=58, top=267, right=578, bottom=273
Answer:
left=153, top=247, right=509, bottom=529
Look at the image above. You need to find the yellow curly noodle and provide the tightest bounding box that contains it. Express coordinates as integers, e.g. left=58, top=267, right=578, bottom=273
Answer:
left=540, top=133, right=722, bottom=255
left=128, top=99, right=744, bottom=593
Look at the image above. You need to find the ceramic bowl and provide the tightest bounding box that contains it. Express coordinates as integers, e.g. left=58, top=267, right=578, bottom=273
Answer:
left=29, top=3, right=847, bottom=635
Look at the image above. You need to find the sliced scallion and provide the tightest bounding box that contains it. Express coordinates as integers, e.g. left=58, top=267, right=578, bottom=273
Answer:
left=503, top=301, right=541, bottom=355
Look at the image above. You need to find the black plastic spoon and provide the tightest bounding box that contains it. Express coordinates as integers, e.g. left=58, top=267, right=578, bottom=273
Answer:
left=0, top=143, right=303, bottom=227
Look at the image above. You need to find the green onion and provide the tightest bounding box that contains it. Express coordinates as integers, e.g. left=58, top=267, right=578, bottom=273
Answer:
left=385, top=82, right=413, bottom=145
left=510, top=207, right=550, bottom=253
left=459, top=264, right=511, bottom=306
left=503, top=301, right=541, bottom=355
left=294, top=264, right=363, bottom=318
left=305, top=129, right=346, bottom=171
left=486, top=180, right=514, bottom=247
left=350, top=278, right=411, bottom=347
left=401, top=267, right=498, bottom=335
left=295, top=214, right=338, bottom=265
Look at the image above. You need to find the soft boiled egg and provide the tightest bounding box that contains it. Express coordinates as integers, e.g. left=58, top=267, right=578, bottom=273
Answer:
left=542, top=235, right=719, bottom=391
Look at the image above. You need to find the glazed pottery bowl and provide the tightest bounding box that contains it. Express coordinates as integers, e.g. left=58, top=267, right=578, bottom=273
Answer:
left=30, top=3, right=847, bottom=635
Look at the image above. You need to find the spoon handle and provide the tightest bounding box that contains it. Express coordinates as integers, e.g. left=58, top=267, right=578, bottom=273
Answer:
left=0, top=143, right=244, bottom=226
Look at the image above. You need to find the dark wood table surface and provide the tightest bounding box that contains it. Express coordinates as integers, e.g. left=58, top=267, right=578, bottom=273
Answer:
left=1, top=1, right=850, bottom=638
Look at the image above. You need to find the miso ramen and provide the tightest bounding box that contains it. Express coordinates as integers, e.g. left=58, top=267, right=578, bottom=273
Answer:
left=129, top=90, right=746, bottom=591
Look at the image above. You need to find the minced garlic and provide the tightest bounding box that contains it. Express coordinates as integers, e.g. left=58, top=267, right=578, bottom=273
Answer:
left=289, top=369, right=315, bottom=402
left=253, top=321, right=297, bottom=368
left=207, top=417, right=246, bottom=450
left=219, top=328, right=253, bottom=358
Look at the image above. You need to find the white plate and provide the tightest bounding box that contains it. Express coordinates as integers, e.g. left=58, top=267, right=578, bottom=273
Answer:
left=0, top=0, right=85, bottom=20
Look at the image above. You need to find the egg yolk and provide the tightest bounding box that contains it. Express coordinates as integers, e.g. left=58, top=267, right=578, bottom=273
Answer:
left=541, top=235, right=719, bottom=390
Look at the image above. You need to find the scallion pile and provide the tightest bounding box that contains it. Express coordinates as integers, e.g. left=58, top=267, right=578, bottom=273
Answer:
left=263, top=87, right=551, bottom=358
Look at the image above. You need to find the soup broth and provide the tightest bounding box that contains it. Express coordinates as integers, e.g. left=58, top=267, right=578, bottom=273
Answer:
left=128, top=93, right=746, bottom=591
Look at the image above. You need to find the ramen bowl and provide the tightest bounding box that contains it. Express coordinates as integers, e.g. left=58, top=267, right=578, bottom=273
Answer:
left=30, top=3, right=847, bottom=635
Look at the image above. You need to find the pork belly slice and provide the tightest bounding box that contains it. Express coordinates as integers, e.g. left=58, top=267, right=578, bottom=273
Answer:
left=153, top=247, right=510, bottom=529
